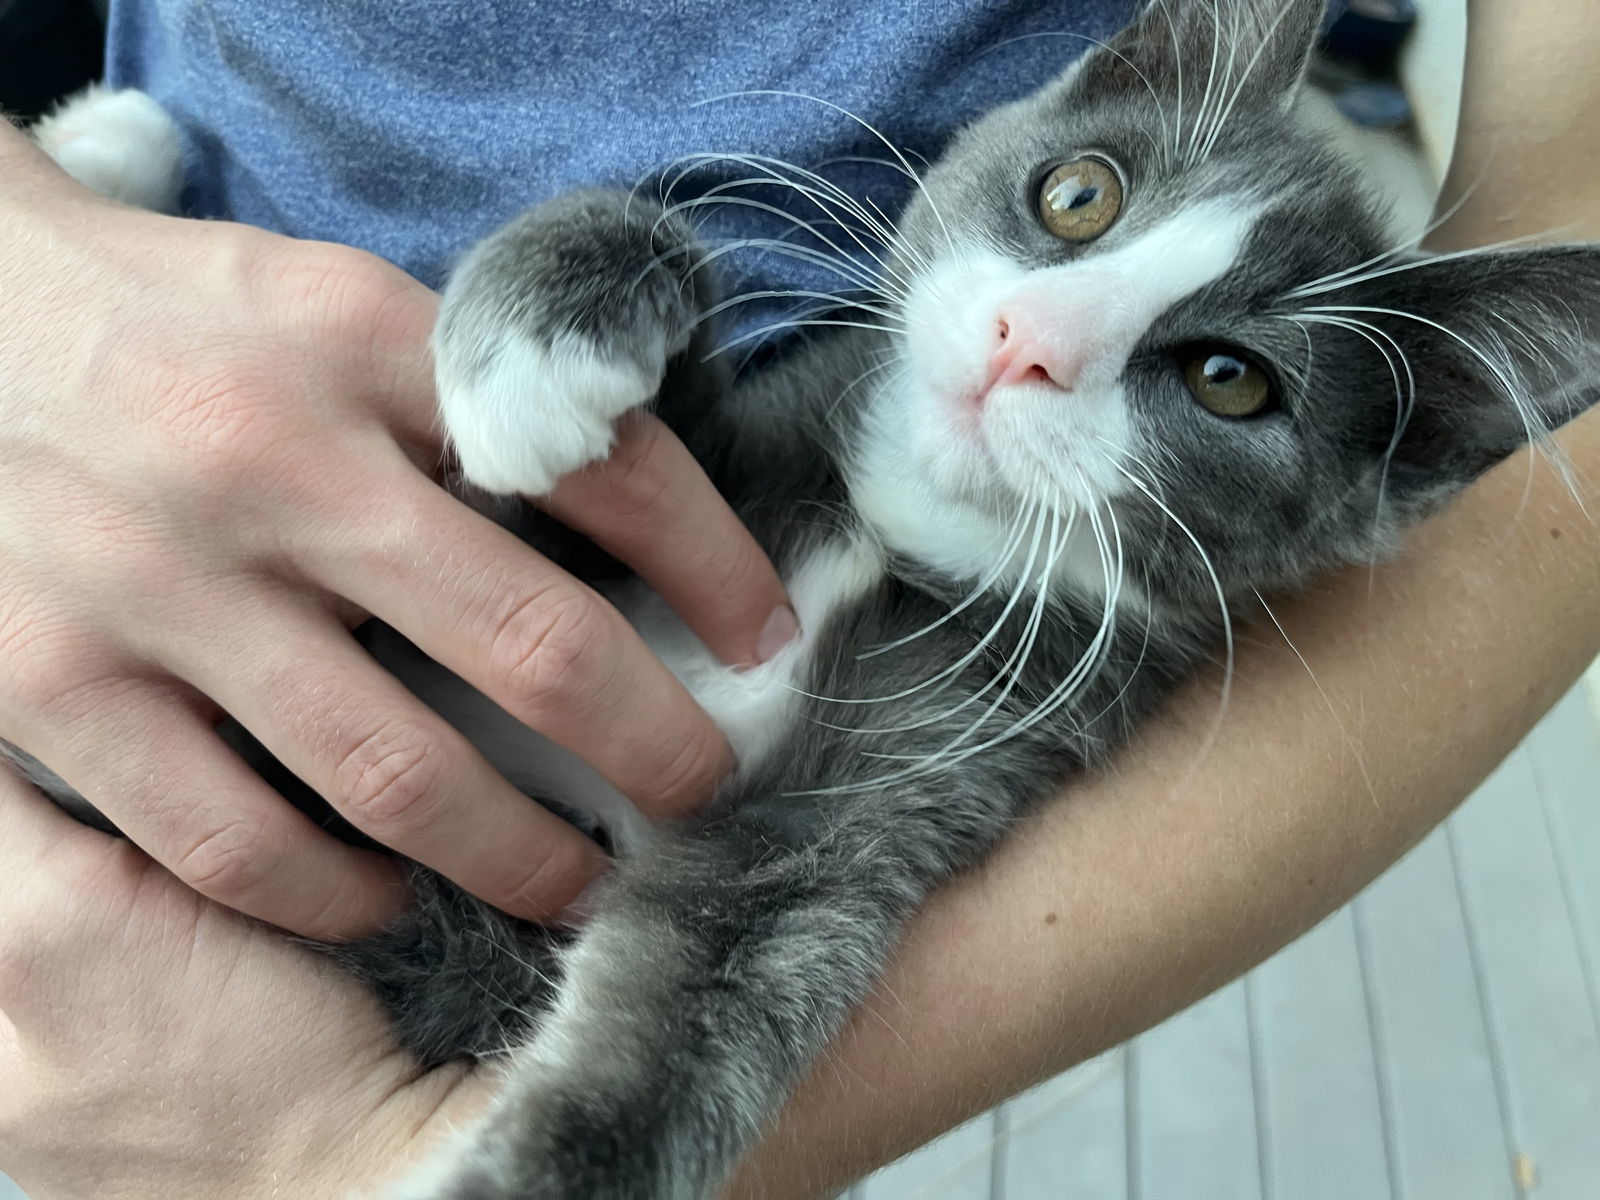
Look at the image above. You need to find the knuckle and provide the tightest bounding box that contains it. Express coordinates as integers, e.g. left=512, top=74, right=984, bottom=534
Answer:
left=171, top=816, right=275, bottom=903
left=333, top=722, right=447, bottom=834
left=3, top=639, right=113, bottom=725
left=94, top=523, right=198, bottom=602
left=0, top=934, right=43, bottom=1005
left=593, top=417, right=679, bottom=526
left=271, top=241, right=418, bottom=343
left=498, top=839, right=596, bottom=920
left=700, top=532, right=769, bottom=614
left=0, top=631, right=63, bottom=715
left=155, top=368, right=277, bottom=459
left=489, top=588, right=611, bottom=713
left=646, top=723, right=723, bottom=817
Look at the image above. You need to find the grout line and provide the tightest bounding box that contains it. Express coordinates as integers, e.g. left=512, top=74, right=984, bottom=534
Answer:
left=1124, top=1038, right=1141, bottom=1200
left=1351, top=895, right=1404, bottom=1200
left=1524, top=721, right=1600, bottom=1062
left=1443, top=814, right=1523, bottom=1197
left=988, top=1104, right=1008, bottom=1200
left=1245, top=972, right=1275, bottom=1200
left=1584, top=659, right=1600, bottom=733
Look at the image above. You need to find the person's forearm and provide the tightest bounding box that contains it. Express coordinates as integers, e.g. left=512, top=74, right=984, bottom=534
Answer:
left=1431, top=0, right=1600, bottom=253
left=729, top=13, right=1600, bottom=1196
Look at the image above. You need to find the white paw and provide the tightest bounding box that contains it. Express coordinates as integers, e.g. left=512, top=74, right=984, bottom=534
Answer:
left=31, top=86, right=183, bottom=213
left=436, top=328, right=660, bottom=496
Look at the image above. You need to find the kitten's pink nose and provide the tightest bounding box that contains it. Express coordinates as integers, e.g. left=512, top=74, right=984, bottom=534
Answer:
left=984, top=314, right=1091, bottom=398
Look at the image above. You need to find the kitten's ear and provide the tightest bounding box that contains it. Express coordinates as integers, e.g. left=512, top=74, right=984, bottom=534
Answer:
left=1076, top=0, right=1327, bottom=112
left=1330, top=246, right=1600, bottom=500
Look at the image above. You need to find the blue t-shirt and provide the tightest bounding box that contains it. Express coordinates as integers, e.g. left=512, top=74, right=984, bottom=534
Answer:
left=106, top=0, right=1135, bottom=333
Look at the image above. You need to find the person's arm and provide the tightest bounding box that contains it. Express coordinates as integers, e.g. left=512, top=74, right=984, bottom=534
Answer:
left=727, top=4, right=1600, bottom=1192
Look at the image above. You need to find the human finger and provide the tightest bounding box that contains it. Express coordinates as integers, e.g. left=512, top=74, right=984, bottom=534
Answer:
left=174, top=603, right=609, bottom=923
left=542, top=413, right=797, bottom=668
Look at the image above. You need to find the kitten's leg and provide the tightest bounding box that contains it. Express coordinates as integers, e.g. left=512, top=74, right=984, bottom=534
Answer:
left=387, top=785, right=1016, bottom=1200
left=319, top=866, right=565, bottom=1068
left=433, top=190, right=715, bottom=497
left=30, top=85, right=183, bottom=213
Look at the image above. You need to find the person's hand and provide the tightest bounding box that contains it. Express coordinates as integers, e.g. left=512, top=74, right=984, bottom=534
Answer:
left=0, top=765, right=491, bottom=1200
left=0, top=135, right=793, bottom=940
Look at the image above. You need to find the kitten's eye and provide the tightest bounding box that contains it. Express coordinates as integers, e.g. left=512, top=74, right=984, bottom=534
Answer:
left=1182, top=348, right=1276, bottom=418
left=1037, top=157, right=1124, bottom=242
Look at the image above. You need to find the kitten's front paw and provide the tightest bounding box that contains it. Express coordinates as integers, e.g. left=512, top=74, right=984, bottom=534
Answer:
left=431, top=189, right=707, bottom=498
left=31, top=85, right=183, bottom=212
left=435, top=324, right=660, bottom=495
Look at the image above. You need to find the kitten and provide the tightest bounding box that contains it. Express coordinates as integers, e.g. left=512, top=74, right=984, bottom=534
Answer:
left=20, top=0, right=1600, bottom=1197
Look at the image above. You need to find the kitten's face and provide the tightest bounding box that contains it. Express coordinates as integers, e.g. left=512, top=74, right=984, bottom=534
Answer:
left=869, top=0, right=1600, bottom=611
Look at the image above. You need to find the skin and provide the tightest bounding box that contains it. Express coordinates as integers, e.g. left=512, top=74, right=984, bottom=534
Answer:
left=0, top=125, right=794, bottom=940
left=1, top=2, right=1598, bottom=1196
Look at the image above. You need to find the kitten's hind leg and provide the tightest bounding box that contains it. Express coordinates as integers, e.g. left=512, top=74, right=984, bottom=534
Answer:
left=31, top=85, right=183, bottom=213
left=434, top=190, right=717, bottom=497
left=386, top=790, right=993, bottom=1200
left=321, top=867, right=566, bottom=1069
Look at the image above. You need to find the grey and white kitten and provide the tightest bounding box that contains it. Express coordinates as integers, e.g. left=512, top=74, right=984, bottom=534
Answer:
left=20, top=0, right=1600, bottom=1196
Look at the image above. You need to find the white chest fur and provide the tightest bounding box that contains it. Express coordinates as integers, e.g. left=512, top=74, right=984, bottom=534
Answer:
left=372, top=535, right=884, bottom=855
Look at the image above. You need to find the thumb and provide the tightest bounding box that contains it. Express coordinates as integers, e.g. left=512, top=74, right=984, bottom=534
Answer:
left=0, top=765, right=153, bottom=1038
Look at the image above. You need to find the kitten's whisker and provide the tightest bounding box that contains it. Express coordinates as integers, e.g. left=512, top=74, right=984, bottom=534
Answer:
left=824, top=354, right=908, bottom=426
left=659, top=184, right=898, bottom=286
left=1199, top=0, right=1302, bottom=163
left=1198, top=0, right=1246, bottom=163
left=1286, top=228, right=1569, bottom=300
left=927, top=489, right=1122, bottom=766
left=846, top=506, right=1074, bottom=741
left=1281, top=157, right=1518, bottom=300
left=660, top=186, right=909, bottom=298
left=694, top=237, right=900, bottom=300
left=691, top=151, right=905, bottom=242
left=669, top=152, right=920, bottom=294
left=976, top=30, right=1175, bottom=169
left=700, top=289, right=902, bottom=324
left=705, top=317, right=904, bottom=360
left=856, top=502, right=1037, bottom=660
left=1108, top=457, right=1236, bottom=770
left=1301, top=301, right=1577, bottom=508
left=1187, top=0, right=1225, bottom=167
left=1154, top=0, right=1187, bottom=166
left=1287, top=312, right=1414, bottom=458
left=789, top=502, right=1050, bottom=711
left=1283, top=310, right=1417, bottom=588
left=1251, top=587, right=1380, bottom=806
left=696, top=89, right=958, bottom=256
left=1078, top=504, right=1155, bottom=733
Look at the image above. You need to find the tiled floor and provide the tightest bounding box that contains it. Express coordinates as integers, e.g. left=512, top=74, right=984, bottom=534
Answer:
left=850, top=683, right=1600, bottom=1200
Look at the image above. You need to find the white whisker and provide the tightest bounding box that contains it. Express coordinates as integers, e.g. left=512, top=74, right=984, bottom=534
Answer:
left=1107, top=457, right=1236, bottom=771
left=695, top=89, right=957, bottom=256
left=1252, top=587, right=1379, bottom=807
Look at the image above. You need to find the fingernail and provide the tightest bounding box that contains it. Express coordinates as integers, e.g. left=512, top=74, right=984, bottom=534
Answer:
left=754, top=605, right=800, bottom=664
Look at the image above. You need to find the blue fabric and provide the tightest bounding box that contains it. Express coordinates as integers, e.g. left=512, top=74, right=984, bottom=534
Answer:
left=105, top=0, right=1136, bottom=335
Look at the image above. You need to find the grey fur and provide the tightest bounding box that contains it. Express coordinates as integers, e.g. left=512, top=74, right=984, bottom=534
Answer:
left=11, top=1, right=1600, bottom=1196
